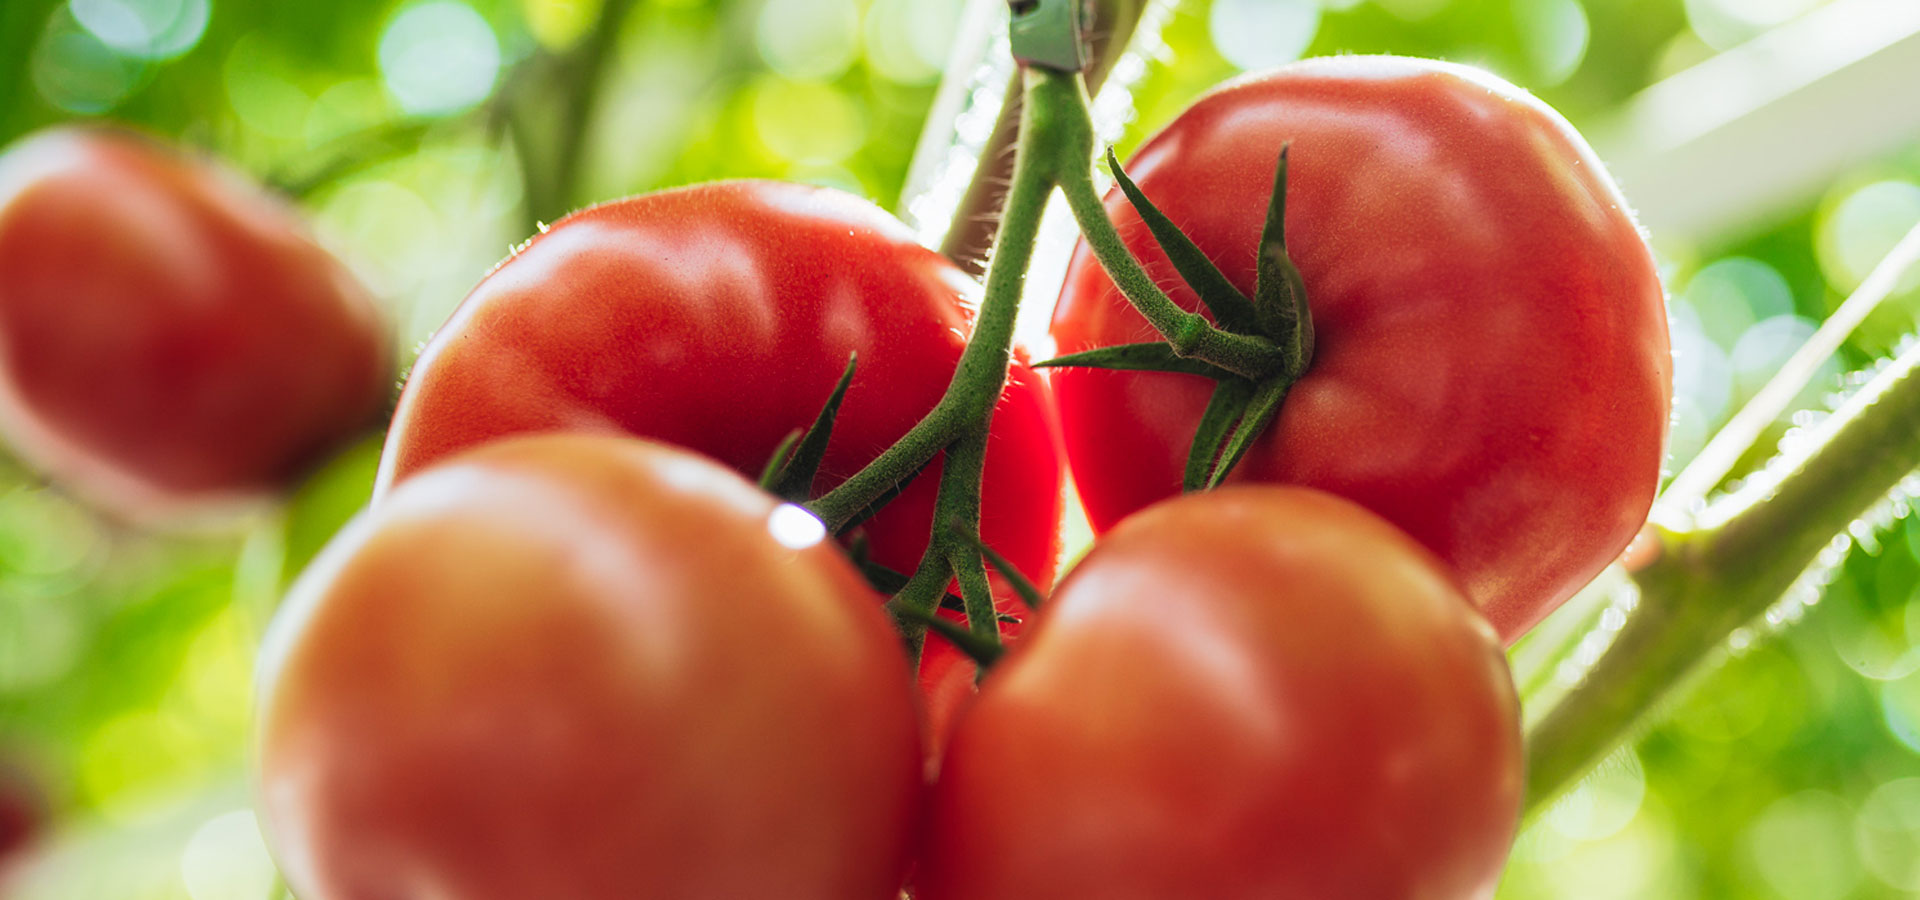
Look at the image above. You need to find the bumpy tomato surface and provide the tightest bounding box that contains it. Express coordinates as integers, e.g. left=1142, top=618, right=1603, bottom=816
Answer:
left=917, top=487, right=1523, bottom=900
left=0, top=128, right=389, bottom=516
left=378, top=180, right=1063, bottom=731
left=1050, top=57, right=1670, bottom=641
left=257, top=434, right=923, bottom=900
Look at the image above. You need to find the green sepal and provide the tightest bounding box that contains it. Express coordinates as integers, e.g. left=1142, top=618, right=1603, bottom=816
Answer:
left=756, top=428, right=803, bottom=492
left=948, top=526, right=1046, bottom=611
left=1184, top=377, right=1255, bottom=491
left=1035, top=342, right=1234, bottom=379
left=1251, top=145, right=1314, bottom=371
left=1105, top=148, right=1262, bottom=334
left=1206, top=376, right=1291, bottom=489
left=768, top=353, right=857, bottom=502
left=892, top=602, right=1004, bottom=669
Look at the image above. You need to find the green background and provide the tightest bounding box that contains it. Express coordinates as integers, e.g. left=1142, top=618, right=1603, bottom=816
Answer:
left=1, top=0, right=1918, bottom=896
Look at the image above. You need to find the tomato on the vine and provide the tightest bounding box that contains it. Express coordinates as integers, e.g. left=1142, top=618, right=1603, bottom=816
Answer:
left=1050, top=57, right=1670, bottom=641
left=377, top=180, right=1065, bottom=734
left=0, top=127, right=390, bottom=517
left=916, top=486, right=1523, bottom=900
left=256, top=434, right=923, bottom=900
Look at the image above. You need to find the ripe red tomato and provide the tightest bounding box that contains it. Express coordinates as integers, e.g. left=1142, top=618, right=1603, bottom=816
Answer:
left=256, top=434, right=923, bottom=900
left=1050, top=57, right=1670, bottom=642
left=916, top=487, right=1522, bottom=900
left=377, top=180, right=1064, bottom=731
left=0, top=762, right=42, bottom=867
left=0, top=127, right=390, bottom=517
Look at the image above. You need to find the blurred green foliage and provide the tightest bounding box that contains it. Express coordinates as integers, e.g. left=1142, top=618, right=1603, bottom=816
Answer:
left=1, top=0, right=1918, bottom=897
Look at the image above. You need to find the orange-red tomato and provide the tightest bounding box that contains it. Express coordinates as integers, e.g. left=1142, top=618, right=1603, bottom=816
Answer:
left=917, top=487, right=1523, bottom=900
left=375, top=180, right=1063, bottom=737
left=256, top=434, right=923, bottom=900
left=1050, top=57, right=1670, bottom=642
left=0, top=127, right=389, bottom=516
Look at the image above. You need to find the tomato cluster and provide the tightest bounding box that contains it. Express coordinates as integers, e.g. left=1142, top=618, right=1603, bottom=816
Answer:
left=0, top=54, right=1670, bottom=900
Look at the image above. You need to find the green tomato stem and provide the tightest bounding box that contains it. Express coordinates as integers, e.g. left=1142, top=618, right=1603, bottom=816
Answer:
left=1524, top=339, right=1920, bottom=815
left=808, top=66, right=1081, bottom=535
left=1052, top=131, right=1287, bottom=380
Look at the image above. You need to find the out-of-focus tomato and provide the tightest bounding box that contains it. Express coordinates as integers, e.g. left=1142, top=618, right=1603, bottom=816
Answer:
left=376, top=180, right=1064, bottom=733
left=0, top=127, right=389, bottom=517
left=917, top=487, right=1523, bottom=900
left=1050, top=57, right=1670, bottom=642
left=256, top=434, right=923, bottom=900
left=0, top=762, right=42, bottom=867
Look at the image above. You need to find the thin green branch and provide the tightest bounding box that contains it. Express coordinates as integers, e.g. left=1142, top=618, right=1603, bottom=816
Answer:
left=809, top=67, right=1081, bottom=533
left=1525, top=338, right=1920, bottom=814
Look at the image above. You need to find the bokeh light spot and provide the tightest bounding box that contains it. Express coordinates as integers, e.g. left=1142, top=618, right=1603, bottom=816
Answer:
left=378, top=1, right=501, bottom=116
left=1885, top=668, right=1920, bottom=754
left=181, top=810, right=276, bottom=900
left=1685, top=0, right=1824, bottom=50
left=756, top=0, right=860, bottom=82
left=1731, top=315, right=1832, bottom=408
left=520, top=0, right=601, bottom=51
left=1513, top=0, right=1589, bottom=86
left=1855, top=778, right=1920, bottom=891
left=750, top=77, right=866, bottom=165
left=70, top=0, right=210, bottom=60
left=1209, top=0, right=1320, bottom=71
left=32, top=7, right=146, bottom=114
left=224, top=34, right=311, bottom=139
left=1817, top=180, right=1920, bottom=295
left=864, top=0, right=961, bottom=84
left=1744, top=791, right=1862, bottom=900
left=1681, top=256, right=1795, bottom=349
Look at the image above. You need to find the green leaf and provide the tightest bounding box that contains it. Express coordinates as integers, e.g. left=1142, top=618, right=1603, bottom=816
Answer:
left=1035, top=342, right=1234, bottom=379
left=1105, top=148, right=1263, bottom=334
left=1184, top=377, right=1255, bottom=491
left=769, top=353, right=857, bottom=501
left=947, top=527, right=1046, bottom=611
left=1206, top=376, right=1292, bottom=489
left=1251, top=144, right=1314, bottom=371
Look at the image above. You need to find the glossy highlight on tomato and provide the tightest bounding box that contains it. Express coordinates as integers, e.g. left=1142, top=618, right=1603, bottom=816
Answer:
left=1050, top=57, right=1671, bottom=641
left=377, top=179, right=1064, bottom=729
left=917, top=487, right=1524, bottom=900
left=0, top=127, right=390, bottom=517
left=256, top=434, right=923, bottom=900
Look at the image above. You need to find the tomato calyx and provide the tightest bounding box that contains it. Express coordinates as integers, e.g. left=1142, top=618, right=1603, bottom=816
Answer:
left=1039, top=144, right=1317, bottom=490
left=759, top=353, right=859, bottom=502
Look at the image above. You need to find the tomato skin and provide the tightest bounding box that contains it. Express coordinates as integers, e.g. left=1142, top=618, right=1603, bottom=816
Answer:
left=377, top=180, right=1064, bottom=728
left=256, top=434, right=923, bottom=900
left=0, top=128, right=389, bottom=516
left=1050, top=57, right=1670, bottom=642
left=916, top=487, right=1522, bottom=900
